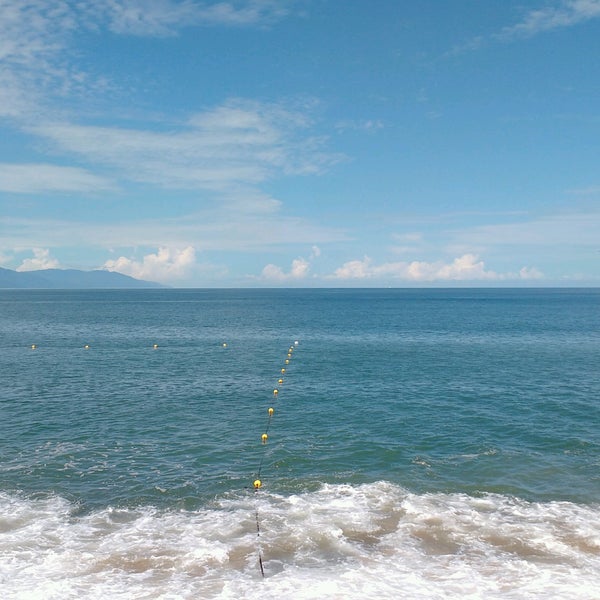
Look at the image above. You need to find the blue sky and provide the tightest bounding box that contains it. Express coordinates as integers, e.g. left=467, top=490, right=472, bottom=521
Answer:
left=1, top=0, right=599, bottom=287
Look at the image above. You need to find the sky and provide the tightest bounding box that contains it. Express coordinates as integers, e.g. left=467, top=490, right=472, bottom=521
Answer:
left=1, top=0, right=599, bottom=287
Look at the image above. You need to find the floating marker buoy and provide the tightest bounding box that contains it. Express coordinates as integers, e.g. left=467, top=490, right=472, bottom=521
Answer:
left=261, top=433, right=268, bottom=444
left=222, top=342, right=227, bottom=348
left=285, top=359, right=289, bottom=365
left=31, top=344, right=37, bottom=350
left=273, top=389, right=278, bottom=397
left=287, top=353, right=292, bottom=359
left=294, top=340, right=299, bottom=346
left=281, top=368, right=286, bottom=374
left=84, top=345, right=89, bottom=350
left=153, top=344, right=159, bottom=349
left=254, top=479, right=262, bottom=489
left=278, top=378, right=283, bottom=384
left=268, top=407, right=274, bottom=416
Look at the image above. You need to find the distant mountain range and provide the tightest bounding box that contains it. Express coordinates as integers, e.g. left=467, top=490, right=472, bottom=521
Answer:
left=0, top=267, right=164, bottom=289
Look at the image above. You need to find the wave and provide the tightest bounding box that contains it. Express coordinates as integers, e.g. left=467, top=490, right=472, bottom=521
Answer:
left=1, top=482, right=599, bottom=599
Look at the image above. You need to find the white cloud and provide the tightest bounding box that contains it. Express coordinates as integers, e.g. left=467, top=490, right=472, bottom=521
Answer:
left=390, top=232, right=425, bottom=255
left=0, top=211, right=347, bottom=255
left=332, top=256, right=373, bottom=279
left=102, top=0, right=292, bottom=36
left=261, top=257, right=310, bottom=281
left=335, top=119, right=384, bottom=133
left=103, top=246, right=196, bottom=282
left=450, top=0, right=600, bottom=55
left=29, top=99, right=340, bottom=192
left=16, top=248, right=60, bottom=271
left=519, top=266, right=544, bottom=280
left=499, top=0, right=600, bottom=39
left=567, top=185, right=600, bottom=196
left=450, top=211, right=600, bottom=247
left=0, top=0, right=75, bottom=116
left=260, top=246, right=321, bottom=281
left=0, top=1, right=294, bottom=118
left=331, top=254, right=543, bottom=282
left=0, top=163, right=115, bottom=193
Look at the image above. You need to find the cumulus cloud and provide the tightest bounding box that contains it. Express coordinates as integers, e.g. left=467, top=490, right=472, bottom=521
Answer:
left=260, top=245, right=321, bottom=281
left=103, top=246, right=196, bottom=282
left=16, top=248, right=60, bottom=271
left=331, top=254, right=543, bottom=282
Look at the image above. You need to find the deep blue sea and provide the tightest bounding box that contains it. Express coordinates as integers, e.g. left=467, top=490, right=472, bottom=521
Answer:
left=1, top=288, right=599, bottom=599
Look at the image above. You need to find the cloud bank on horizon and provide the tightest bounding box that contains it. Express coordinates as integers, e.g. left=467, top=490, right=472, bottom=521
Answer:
left=1, top=0, right=599, bottom=286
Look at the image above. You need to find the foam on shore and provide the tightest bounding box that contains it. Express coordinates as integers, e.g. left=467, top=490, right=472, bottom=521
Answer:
left=1, top=481, right=599, bottom=599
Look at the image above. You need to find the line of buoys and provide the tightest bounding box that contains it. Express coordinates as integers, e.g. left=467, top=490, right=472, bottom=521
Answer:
left=252, top=340, right=299, bottom=578
left=28, top=342, right=234, bottom=350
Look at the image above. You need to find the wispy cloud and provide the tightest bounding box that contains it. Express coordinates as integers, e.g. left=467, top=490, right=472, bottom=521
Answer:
left=334, top=119, right=384, bottom=133
left=498, top=0, right=600, bottom=40
left=566, top=184, right=600, bottom=196
left=0, top=2, right=330, bottom=204
left=0, top=210, right=346, bottom=257
left=448, top=210, right=600, bottom=247
left=29, top=99, right=341, bottom=192
left=0, top=0, right=76, bottom=117
left=102, top=0, right=293, bottom=36
left=390, top=232, right=425, bottom=256
left=450, top=0, right=600, bottom=55
left=0, top=163, right=115, bottom=194
left=0, top=1, right=295, bottom=117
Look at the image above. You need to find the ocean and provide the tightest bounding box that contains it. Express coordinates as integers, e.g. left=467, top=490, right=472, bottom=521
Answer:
left=1, top=288, right=599, bottom=599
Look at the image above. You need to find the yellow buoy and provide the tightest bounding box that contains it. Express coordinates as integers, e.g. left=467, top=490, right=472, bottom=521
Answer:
left=285, top=359, right=289, bottom=365
left=153, top=344, right=158, bottom=349
left=254, top=479, right=262, bottom=489
left=287, top=353, right=292, bottom=359
left=278, top=378, right=283, bottom=384
left=222, top=342, right=227, bottom=348
left=268, top=407, right=274, bottom=416
left=84, top=344, right=89, bottom=350
left=261, top=433, right=268, bottom=444
left=281, top=368, right=286, bottom=374
left=273, top=389, right=278, bottom=396
left=31, top=344, right=37, bottom=350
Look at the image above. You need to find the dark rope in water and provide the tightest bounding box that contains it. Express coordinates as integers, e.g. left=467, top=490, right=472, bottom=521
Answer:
left=251, top=342, right=298, bottom=578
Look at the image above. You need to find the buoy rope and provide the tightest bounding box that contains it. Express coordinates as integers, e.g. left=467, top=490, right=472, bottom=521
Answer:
left=27, top=338, right=301, bottom=578
left=252, top=341, right=299, bottom=578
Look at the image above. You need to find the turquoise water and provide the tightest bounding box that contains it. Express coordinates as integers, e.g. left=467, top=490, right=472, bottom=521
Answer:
left=1, top=288, right=599, bottom=598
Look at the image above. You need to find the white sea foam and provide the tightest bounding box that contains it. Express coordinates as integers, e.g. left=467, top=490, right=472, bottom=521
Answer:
left=1, top=482, right=599, bottom=599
